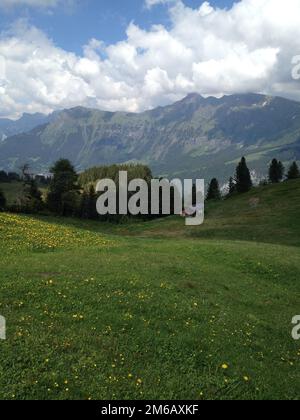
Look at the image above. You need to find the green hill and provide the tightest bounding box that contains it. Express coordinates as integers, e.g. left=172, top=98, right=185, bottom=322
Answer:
left=0, top=180, right=299, bottom=400
left=76, top=179, right=300, bottom=247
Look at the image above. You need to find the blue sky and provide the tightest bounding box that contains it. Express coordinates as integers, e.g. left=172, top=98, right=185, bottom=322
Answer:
left=0, top=0, right=235, bottom=53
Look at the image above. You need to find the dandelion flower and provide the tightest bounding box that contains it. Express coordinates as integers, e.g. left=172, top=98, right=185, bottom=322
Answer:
left=221, top=364, right=229, bottom=370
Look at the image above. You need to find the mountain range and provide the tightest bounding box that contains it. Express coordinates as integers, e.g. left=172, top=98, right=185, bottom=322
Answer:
left=0, top=113, right=51, bottom=142
left=0, top=93, right=300, bottom=182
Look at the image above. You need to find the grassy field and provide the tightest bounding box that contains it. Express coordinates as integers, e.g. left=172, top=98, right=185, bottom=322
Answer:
left=0, top=181, right=299, bottom=400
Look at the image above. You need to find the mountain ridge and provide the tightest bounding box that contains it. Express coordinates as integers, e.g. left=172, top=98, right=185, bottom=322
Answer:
left=0, top=112, right=52, bottom=142
left=1, top=93, right=300, bottom=181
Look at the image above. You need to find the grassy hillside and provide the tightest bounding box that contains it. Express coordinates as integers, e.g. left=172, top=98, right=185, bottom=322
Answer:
left=91, top=179, right=300, bottom=247
left=0, top=181, right=299, bottom=400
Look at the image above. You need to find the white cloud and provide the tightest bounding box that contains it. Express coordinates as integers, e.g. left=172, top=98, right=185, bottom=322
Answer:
left=0, top=0, right=300, bottom=118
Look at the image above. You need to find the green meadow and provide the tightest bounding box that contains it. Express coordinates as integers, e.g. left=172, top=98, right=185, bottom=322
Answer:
left=0, top=180, right=299, bottom=400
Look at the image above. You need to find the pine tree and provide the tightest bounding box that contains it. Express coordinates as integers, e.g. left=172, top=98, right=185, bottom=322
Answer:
left=26, top=180, right=42, bottom=201
left=0, top=189, right=6, bottom=211
left=22, top=179, right=43, bottom=212
left=80, top=185, right=98, bottom=219
left=47, top=159, right=79, bottom=215
left=228, top=177, right=236, bottom=196
left=287, top=161, right=300, bottom=180
left=235, top=157, right=253, bottom=193
left=269, top=159, right=284, bottom=183
left=61, top=190, right=80, bottom=217
left=206, top=178, right=221, bottom=200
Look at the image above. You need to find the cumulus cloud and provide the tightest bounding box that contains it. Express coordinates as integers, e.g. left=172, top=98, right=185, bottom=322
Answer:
left=0, top=0, right=300, bottom=118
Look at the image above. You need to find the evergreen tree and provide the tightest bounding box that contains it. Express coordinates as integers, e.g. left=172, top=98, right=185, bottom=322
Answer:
left=228, top=177, right=236, bottom=196
left=235, top=157, right=252, bottom=193
left=47, top=159, right=79, bottom=215
left=25, top=179, right=42, bottom=201
left=269, top=159, right=284, bottom=183
left=22, top=179, right=43, bottom=212
left=287, top=161, right=300, bottom=180
left=61, top=190, right=80, bottom=217
left=79, top=185, right=98, bottom=219
left=206, top=178, right=221, bottom=200
left=0, top=189, right=6, bottom=211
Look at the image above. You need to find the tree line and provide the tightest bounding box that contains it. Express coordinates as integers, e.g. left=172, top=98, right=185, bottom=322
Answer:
left=0, top=160, right=155, bottom=221
left=0, top=157, right=299, bottom=217
left=206, top=157, right=300, bottom=201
